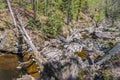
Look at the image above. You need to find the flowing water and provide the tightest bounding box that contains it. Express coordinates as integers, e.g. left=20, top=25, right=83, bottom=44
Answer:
left=0, top=53, right=20, bottom=80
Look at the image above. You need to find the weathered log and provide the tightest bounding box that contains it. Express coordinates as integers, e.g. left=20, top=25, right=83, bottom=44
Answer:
left=6, top=0, right=46, bottom=71
left=16, top=15, right=46, bottom=63
left=97, top=43, right=120, bottom=65
left=95, top=32, right=117, bottom=39
left=6, top=0, right=17, bottom=26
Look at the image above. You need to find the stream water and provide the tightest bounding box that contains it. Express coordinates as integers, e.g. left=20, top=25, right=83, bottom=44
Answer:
left=0, top=53, right=20, bottom=80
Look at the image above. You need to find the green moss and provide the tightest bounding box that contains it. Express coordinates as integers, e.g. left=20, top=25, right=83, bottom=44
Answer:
left=25, top=4, right=32, bottom=10
left=78, top=71, right=86, bottom=80
left=43, top=10, right=64, bottom=38
left=74, top=50, right=87, bottom=61
left=0, top=1, right=6, bottom=9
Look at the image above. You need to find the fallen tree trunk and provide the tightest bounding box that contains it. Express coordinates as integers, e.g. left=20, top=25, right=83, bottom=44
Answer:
left=97, top=43, right=120, bottom=65
left=6, top=0, right=46, bottom=71
left=16, top=14, right=46, bottom=63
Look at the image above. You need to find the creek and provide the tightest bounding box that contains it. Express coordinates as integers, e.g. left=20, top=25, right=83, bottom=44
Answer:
left=0, top=53, right=20, bottom=80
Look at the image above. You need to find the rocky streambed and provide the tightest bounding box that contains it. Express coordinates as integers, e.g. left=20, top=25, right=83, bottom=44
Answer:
left=0, top=23, right=120, bottom=80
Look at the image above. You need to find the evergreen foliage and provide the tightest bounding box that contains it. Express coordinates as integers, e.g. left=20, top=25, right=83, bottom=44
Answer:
left=6, top=0, right=120, bottom=37
left=0, top=1, right=6, bottom=9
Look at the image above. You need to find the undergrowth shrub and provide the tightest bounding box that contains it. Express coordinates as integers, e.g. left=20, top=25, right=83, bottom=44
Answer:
left=0, top=1, right=6, bottom=9
left=43, top=10, right=64, bottom=38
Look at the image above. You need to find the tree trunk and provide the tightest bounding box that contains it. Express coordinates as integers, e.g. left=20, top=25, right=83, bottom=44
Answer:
left=67, top=0, right=71, bottom=25
left=76, top=0, right=81, bottom=21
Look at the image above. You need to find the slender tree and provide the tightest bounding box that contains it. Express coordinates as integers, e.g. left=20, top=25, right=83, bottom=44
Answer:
left=105, top=0, right=108, bottom=19
left=45, top=0, right=49, bottom=16
left=76, top=0, right=81, bottom=21
left=67, top=0, right=71, bottom=25
left=32, top=0, right=38, bottom=19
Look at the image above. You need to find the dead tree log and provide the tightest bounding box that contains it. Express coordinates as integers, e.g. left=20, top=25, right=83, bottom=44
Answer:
left=16, top=14, right=46, bottom=63
left=96, top=43, right=120, bottom=65
left=6, top=0, right=46, bottom=70
left=6, top=0, right=17, bottom=26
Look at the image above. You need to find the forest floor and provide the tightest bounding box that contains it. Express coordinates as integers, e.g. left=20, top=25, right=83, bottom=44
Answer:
left=0, top=7, right=120, bottom=80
